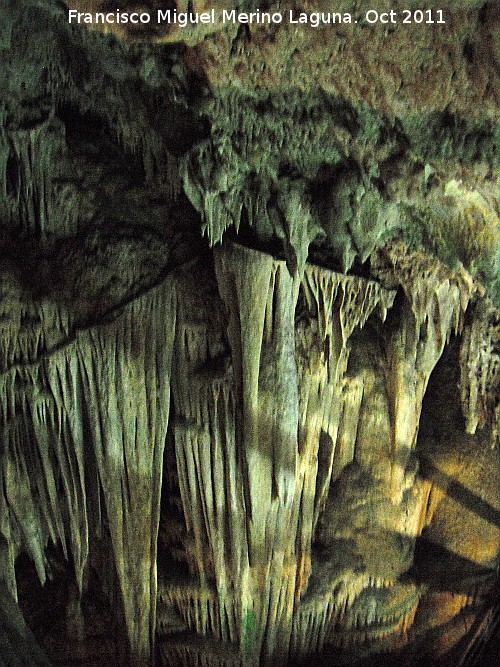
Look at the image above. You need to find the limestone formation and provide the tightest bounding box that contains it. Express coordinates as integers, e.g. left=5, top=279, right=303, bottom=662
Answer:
left=0, top=1, right=499, bottom=666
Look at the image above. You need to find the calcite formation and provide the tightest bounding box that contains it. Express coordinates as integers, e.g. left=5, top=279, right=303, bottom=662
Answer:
left=0, top=1, right=499, bottom=666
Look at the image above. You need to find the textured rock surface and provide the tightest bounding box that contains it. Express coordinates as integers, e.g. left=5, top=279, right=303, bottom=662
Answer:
left=0, top=1, right=499, bottom=666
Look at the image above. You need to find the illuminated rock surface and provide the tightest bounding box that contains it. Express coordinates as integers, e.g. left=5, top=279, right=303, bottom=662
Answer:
left=0, top=1, right=498, bottom=665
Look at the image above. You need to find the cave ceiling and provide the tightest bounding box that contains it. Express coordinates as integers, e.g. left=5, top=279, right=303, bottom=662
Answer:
left=0, top=1, right=499, bottom=666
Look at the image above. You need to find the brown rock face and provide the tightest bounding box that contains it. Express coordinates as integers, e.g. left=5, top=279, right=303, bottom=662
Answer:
left=66, top=0, right=499, bottom=118
left=0, top=1, right=498, bottom=666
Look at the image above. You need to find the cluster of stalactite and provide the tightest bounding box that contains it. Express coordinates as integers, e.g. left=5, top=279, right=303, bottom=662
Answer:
left=1, top=240, right=498, bottom=666
left=0, top=277, right=176, bottom=665
left=0, top=3, right=498, bottom=666
left=156, top=242, right=493, bottom=666
left=460, top=300, right=500, bottom=449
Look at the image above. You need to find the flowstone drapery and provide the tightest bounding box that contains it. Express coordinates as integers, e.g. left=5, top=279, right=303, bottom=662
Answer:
left=0, top=277, right=176, bottom=664
left=1, top=239, right=499, bottom=665
left=1, top=1, right=499, bottom=666
left=156, top=242, right=498, bottom=666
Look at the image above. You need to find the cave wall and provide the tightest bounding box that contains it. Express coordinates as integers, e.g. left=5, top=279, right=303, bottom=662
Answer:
left=0, top=1, right=499, bottom=666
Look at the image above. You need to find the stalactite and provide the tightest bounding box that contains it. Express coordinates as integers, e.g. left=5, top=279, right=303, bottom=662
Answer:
left=293, top=264, right=397, bottom=607
left=74, top=277, right=176, bottom=664
left=0, top=276, right=176, bottom=665
left=0, top=120, right=80, bottom=239
left=164, top=243, right=406, bottom=665
left=1, top=2, right=498, bottom=665
left=213, top=243, right=303, bottom=665
left=167, top=241, right=472, bottom=665
left=0, top=362, right=88, bottom=596
left=0, top=263, right=73, bottom=373
left=373, top=243, right=477, bottom=492
left=3, top=232, right=494, bottom=666
left=170, top=263, right=247, bottom=653
left=460, top=299, right=500, bottom=447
